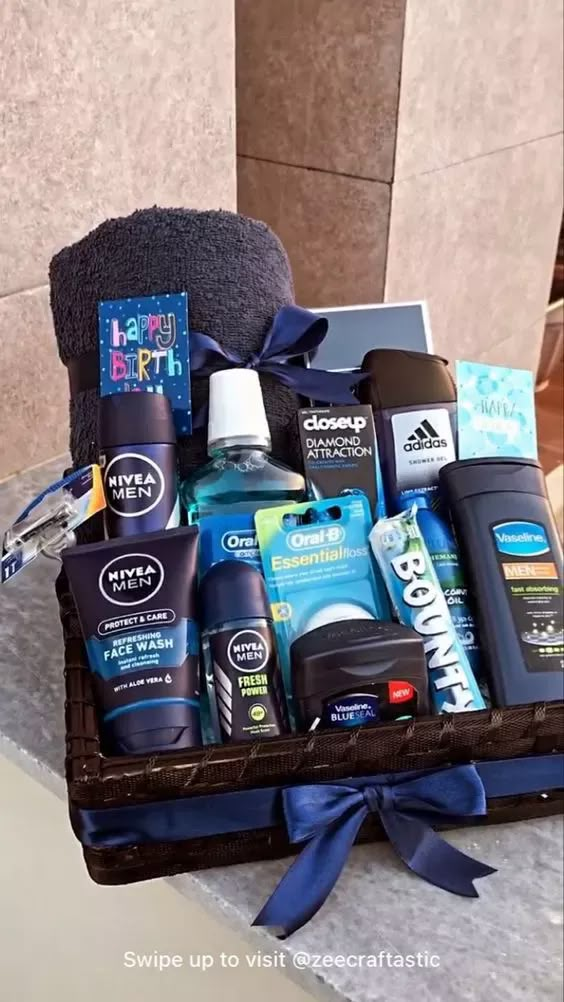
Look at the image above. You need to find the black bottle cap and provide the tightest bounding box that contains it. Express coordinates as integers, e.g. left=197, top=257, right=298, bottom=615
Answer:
left=99, top=393, right=176, bottom=449
left=200, top=561, right=271, bottom=630
left=440, top=457, right=547, bottom=503
left=359, top=349, right=456, bottom=409
left=291, top=619, right=427, bottom=703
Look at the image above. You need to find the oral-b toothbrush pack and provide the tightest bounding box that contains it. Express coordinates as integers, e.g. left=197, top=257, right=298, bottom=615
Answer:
left=255, top=495, right=390, bottom=720
left=198, top=513, right=262, bottom=576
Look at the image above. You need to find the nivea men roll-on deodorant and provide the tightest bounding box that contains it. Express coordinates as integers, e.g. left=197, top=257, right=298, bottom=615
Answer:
left=99, top=393, right=180, bottom=538
left=200, top=561, right=289, bottom=742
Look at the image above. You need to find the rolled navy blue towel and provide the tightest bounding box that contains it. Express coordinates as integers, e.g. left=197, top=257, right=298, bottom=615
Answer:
left=49, top=207, right=303, bottom=479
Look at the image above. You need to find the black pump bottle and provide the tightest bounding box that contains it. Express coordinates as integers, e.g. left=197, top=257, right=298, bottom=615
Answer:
left=440, top=458, right=563, bottom=706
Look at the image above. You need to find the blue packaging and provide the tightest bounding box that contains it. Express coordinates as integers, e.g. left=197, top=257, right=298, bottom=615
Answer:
left=199, top=513, right=262, bottom=576
left=255, top=495, right=390, bottom=721
left=99, top=393, right=180, bottom=537
left=369, top=506, right=485, bottom=713
left=197, top=514, right=263, bottom=743
left=414, top=502, right=488, bottom=697
left=98, top=292, right=192, bottom=437
left=297, top=405, right=387, bottom=519
left=456, top=360, right=537, bottom=461
left=62, top=527, right=202, bottom=755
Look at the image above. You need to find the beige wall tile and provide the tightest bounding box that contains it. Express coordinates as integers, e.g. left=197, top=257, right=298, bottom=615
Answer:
left=236, top=0, right=405, bottom=181
left=238, top=157, right=390, bottom=306
left=0, top=287, right=67, bottom=478
left=395, top=0, right=564, bottom=178
left=385, top=134, right=564, bottom=368
left=474, top=315, right=546, bottom=379
left=0, top=0, right=236, bottom=295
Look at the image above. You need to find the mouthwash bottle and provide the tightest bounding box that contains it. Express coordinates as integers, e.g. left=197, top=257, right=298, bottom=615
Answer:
left=181, top=369, right=306, bottom=521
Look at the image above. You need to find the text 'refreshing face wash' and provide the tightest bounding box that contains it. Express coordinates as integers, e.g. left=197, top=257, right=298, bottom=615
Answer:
left=63, top=527, right=201, bottom=755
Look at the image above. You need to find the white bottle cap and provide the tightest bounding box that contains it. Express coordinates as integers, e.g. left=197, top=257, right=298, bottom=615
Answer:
left=207, top=369, right=271, bottom=452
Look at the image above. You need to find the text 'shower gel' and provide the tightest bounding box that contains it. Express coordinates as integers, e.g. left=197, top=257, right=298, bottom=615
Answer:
left=99, top=393, right=180, bottom=537
left=359, top=349, right=457, bottom=512
left=370, top=507, right=485, bottom=713
left=62, top=527, right=201, bottom=755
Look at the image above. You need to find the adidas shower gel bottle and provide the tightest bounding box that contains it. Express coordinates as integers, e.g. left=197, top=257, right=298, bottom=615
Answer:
left=359, top=350, right=457, bottom=512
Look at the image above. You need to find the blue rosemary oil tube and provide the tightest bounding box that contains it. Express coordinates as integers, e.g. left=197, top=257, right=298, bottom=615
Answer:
left=369, top=507, right=485, bottom=713
left=62, top=526, right=201, bottom=755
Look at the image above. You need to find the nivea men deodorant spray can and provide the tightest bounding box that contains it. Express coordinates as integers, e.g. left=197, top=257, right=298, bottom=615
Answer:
left=359, top=350, right=457, bottom=512
left=99, top=394, right=180, bottom=538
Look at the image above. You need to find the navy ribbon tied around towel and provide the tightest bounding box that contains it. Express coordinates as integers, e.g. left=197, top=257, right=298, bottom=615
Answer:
left=254, top=765, right=495, bottom=936
left=190, top=305, right=364, bottom=420
left=66, top=305, right=364, bottom=408
left=74, top=753, right=564, bottom=938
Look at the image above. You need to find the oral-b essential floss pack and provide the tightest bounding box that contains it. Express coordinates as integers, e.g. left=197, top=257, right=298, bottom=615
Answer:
left=255, top=495, right=389, bottom=720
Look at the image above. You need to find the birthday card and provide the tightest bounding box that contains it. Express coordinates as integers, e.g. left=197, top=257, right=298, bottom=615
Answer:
left=456, top=360, right=537, bottom=461
left=98, top=292, right=191, bottom=436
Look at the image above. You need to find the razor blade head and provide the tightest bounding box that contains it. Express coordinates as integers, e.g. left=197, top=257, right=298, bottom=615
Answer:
left=5, top=498, right=76, bottom=559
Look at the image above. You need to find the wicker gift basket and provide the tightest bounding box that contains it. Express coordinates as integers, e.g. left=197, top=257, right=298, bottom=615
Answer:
left=59, top=569, right=564, bottom=887
left=49, top=209, right=563, bottom=933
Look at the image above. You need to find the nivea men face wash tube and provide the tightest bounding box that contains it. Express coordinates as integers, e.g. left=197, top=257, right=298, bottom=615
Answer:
left=359, top=350, right=457, bottom=512
left=62, top=527, right=201, bottom=755
left=99, top=393, right=180, bottom=538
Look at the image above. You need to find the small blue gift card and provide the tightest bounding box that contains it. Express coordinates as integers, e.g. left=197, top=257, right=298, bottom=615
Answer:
left=98, top=292, right=191, bottom=436
left=456, top=360, right=537, bottom=461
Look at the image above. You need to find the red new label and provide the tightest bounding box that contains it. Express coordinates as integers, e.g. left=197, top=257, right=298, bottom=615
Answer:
left=389, top=681, right=414, bottom=703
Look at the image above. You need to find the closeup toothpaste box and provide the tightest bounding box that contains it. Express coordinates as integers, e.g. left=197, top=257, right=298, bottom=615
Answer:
left=297, top=405, right=385, bottom=518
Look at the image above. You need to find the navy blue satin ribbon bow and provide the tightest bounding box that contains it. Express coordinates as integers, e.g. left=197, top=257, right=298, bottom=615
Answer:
left=74, top=754, right=563, bottom=937
left=253, top=765, right=496, bottom=938
left=190, top=305, right=364, bottom=422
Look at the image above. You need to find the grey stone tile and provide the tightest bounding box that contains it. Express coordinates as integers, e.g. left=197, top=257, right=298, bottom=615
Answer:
left=474, top=315, right=546, bottom=378
left=385, top=135, right=564, bottom=367
left=184, top=815, right=564, bottom=1002
left=0, top=456, right=70, bottom=775
left=0, top=287, right=69, bottom=478
left=238, top=157, right=390, bottom=306
left=0, top=0, right=235, bottom=293
left=236, top=0, right=405, bottom=181
left=395, top=0, right=564, bottom=178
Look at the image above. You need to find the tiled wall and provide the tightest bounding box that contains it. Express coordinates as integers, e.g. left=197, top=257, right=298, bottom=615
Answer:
left=0, top=0, right=236, bottom=480
left=236, top=0, right=406, bottom=305
left=236, top=0, right=564, bottom=369
left=385, top=0, right=564, bottom=371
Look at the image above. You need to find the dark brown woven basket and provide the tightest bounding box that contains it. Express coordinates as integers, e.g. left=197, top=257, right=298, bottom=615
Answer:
left=58, top=571, right=564, bottom=886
